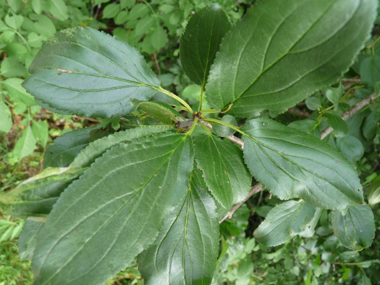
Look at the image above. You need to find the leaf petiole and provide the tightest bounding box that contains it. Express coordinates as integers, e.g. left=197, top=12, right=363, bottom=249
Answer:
left=157, top=87, right=194, bottom=115
left=203, top=117, right=248, bottom=137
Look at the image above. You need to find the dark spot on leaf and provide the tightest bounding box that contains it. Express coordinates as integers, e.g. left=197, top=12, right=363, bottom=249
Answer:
left=50, top=152, right=53, bottom=154
left=225, top=169, right=228, bottom=173
left=290, top=231, right=293, bottom=235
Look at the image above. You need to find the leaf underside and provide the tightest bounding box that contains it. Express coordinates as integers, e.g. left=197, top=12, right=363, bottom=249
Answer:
left=31, top=131, right=194, bottom=285
left=206, top=0, right=377, bottom=117
left=254, top=200, right=316, bottom=246
left=242, top=118, right=363, bottom=210
left=23, top=27, right=160, bottom=118
left=331, top=205, right=375, bottom=250
left=138, top=169, right=219, bottom=285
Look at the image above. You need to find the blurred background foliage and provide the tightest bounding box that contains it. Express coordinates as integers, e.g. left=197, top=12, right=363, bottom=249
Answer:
left=0, top=0, right=380, bottom=284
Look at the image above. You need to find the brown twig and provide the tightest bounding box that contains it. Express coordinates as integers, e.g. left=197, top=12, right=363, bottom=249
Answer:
left=340, top=78, right=362, bottom=84
left=287, top=107, right=311, bottom=118
left=320, top=92, right=379, bottom=139
left=219, top=184, right=265, bottom=223
left=197, top=92, right=380, bottom=223
left=72, top=116, right=101, bottom=123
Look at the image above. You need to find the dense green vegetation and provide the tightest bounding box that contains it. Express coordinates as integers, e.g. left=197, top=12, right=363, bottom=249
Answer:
left=1, top=0, right=380, bottom=284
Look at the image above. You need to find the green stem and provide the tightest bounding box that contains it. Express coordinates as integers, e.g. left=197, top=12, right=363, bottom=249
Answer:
left=157, top=87, right=194, bottom=114
left=201, top=109, right=220, bottom=114
left=187, top=117, right=199, bottom=136
left=203, top=117, right=247, bottom=137
left=14, top=30, right=31, bottom=53
left=199, top=84, right=205, bottom=112
left=141, top=0, right=159, bottom=25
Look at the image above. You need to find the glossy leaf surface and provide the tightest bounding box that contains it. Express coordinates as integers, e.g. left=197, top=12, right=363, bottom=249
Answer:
left=180, top=4, right=231, bottom=86
left=31, top=132, right=193, bottom=285
left=194, top=135, right=251, bottom=208
left=254, top=200, right=315, bottom=246
left=206, top=0, right=377, bottom=117
left=242, top=118, right=363, bottom=210
left=23, top=27, right=160, bottom=118
left=138, top=169, right=219, bottom=284
left=332, top=205, right=375, bottom=250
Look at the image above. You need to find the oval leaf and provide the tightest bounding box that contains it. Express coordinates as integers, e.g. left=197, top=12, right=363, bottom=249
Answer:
left=254, top=200, right=316, bottom=246
left=23, top=27, right=160, bottom=118
left=180, top=4, right=231, bottom=86
left=31, top=131, right=194, bottom=285
left=242, top=118, right=363, bottom=210
left=206, top=0, right=377, bottom=117
left=332, top=205, right=375, bottom=250
left=323, top=113, right=349, bottom=138
left=194, top=134, right=251, bottom=208
left=138, top=169, right=219, bottom=284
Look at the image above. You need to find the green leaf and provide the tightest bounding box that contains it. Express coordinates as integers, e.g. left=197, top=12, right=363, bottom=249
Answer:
left=135, top=17, right=155, bottom=36
left=323, top=113, right=349, bottom=138
left=27, top=32, right=43, bottom=48
left=326, top=83, right=344, bottom=109
left=23, top=27, right=160, bottom=118
left=31, top=132, right=193, bottom=285
left=331, top=204, right=375, bottom=250
left=131, top=99, right=183, bottom=124
left=305, top=97, right=321, bottom=111
left=10, top=220, right=24, bottom=240
left=19, top=217, right=45, bottom=261
left=0, top=225, right=14, bottom=242
left=368, top=176, right=380, bottom=206
left=47, top=0, right=68, bottom=21
left=120, top=0, right=135, bottom=9
left=299, top=208, right=322, bottom=238
left=3, top=78, right=37, bottom=106
left=7, top=0, right=22, bottom=12
left=1, top=57, right=27, bottom=77
left=5, top=14, right=24, bottom=30
left=336, top=135, right=364, bottom=163
left=206, top=0, right=377, bottom=117
left=31, top=0, right=43, bottom=14
left=242, top=118, right=363, bottom=210
left=13, top=125, right=37, bottom=161
left=0, top=100, right=12, bottom=133
left=254, top=200, right=316, bottom=246
left=151, top=26, right=168, bottom=50
left=33, top=15, right=56, bottom=37
left=138, top=169, right=219, bottom=284
left=43, top=127, right=96, bottom=168
left=0, top=167, right=84, bottom=218
left=362, top=110, right=379, bottom=140
left=102, top=3, right=120, bottom=19
left=194, top=134, right=251, bottom=208
left=360, top=55, right=380, bottom=87
left=213, top=115, right=238, bottom=137
left=128, top=4, right=150, bottom=21
left=114, top=10, right=129, bottom=25
left=32, top=120, right=49, bottom=148
left=180, top=4, right=231, bottom=86
left=71, top=126, right=172, bottom=169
